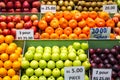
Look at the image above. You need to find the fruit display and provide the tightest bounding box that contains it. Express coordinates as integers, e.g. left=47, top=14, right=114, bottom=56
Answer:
left=0, top=0, right=41, bottom=13
left=21, top=41, right=90, bottom=80
left=38, top=11, right=116, bottom=39
left=0, top=35, right=22, bottom=80
left=0, top=14, right=40, bottom=39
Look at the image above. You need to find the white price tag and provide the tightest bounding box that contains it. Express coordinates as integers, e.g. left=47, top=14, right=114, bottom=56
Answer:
left=41, top=5, right=56, bottom=13
left=103, top=5, right=118, bottom=13
left=90, top=27, right=111, bottom=39
left=16, top=29, right=34, bottom=40
left=92, top=68, right=112, bottom=80
left=64, top=66, right=85, bottom=80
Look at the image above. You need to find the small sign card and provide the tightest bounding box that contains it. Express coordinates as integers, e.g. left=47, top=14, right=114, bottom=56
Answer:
left=41, top=5, right=56, bottom=13
left=103, top=5, right=118, bottom=13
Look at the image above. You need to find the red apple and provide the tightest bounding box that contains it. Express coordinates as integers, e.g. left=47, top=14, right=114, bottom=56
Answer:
left=31, top=15, right=38, bottom=21
left=1, top=15, right=6, bottom=21
left=0, top=2, right=6, bottom=8
left=23, top=8, right=30, bottom=12
left=31, top=8, right=38, bottom=13
left=0, top=29, right=3, bottom=34
left=20, top=20, right=25, bottom=24
left=15, top=8, right=21, bottom=12
left=24, top=21, right=32, bottom=29
left=1, top=9, right=7, bottom=12
left=7, top=22, right=15, bottom=29
left=33, top=20, right=39, bottom=26
left=7, top=1, right=14, bottom=8
left=30, top=26, right=37, bottom=33
left=114, top=13, right=120, bottom=20
left=16, top=22, right=23, bottom=29
left=0, top=22, right=7, bottom=29
left=11, top=28, right=16, bottom=37
left=22, top=1, right=30, bottom=8
left=6, top=16, right=13, bottom=22
left=2, top=29, right=11, bottom=36
left=15, top=1, right=21, bottom=8
left=32, top=1, right=40, bottom=8
left=13, top=15, right=21, bottom=22
left=8, top=8, right=14, bottom=12
left=34, top=32, right=40, bottom=39
left=23, top=15, right=30, bottom=22
left=114, top=27, right=120, bottom=35
left=117, top=22, right=120, bottom=28
left=112, top=17, right=119, bottom=23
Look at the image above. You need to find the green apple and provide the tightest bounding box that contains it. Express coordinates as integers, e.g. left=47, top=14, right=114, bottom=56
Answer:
left=68, top=48, right=76, bottom=53
left=52, top=68, right=61, bottom=77
left=36, top=46, right=43, bottom=53
left=39, top=60, right=47, bottom=69
left=68, top=52, right=76, bottom=61
left=28, top=46, right=36, bottom=53
left=60, top=52, right=68, bottom=61
left=21, top=74, right=29, bottom=80
left=60, top=46, right=67, bottom=51
left=61, top=49, right=68, bottom=54
left=60, top=68, right=64, bottom=76
left=44, top=46, right=51, bottom=54
left=75, top=56, right=79, bottom=60
left=30, top=75, right=38, bottom=80
left=35, top=68, right=43, bottom=77
left=42, top=53, right=51, bottom=61
left=34, top=53, right=42, bottom=61
left=52, top=46, right=60, bottom=53
left=21, top=60, right=29, bottom=69
left=25, top=50, right=34, bottom=61
left=56, top=60, right=64, bottom=69
left=67, top=45, right=73, bottom=50
left=39, top=76, right=46, bottom=80
left=82, top=61, right=91, bottom=71
left=43, top=68, right=52, bottom=77
left=57, top=76, right=64, bottom=80
left=72, top=42, right=81, bottom=50
left=64, top=60, right=72, bottom=67
left=81, top=42, right=89, bottom=50
left=85, top=74, right=89, bottom=80
left=51, top=53, right=59, bottom=61
left=79, top=53, right=87, bottom=61
left=73, top=60, right=81, bottom=66
left=47, top=60, right=55, bottom=69
left=26, top=68, right=34, bottom=77
left=77, top=49, right=85, bottom=55
left=47, top=76, right=55, bottom=80
left=30, top=60, right=39, bottom=69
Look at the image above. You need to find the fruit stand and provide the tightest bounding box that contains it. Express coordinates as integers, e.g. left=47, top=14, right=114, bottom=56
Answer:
left=0, top=0, right=120, bottom=80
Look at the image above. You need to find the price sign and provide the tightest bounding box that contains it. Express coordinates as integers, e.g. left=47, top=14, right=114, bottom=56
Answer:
left=92, top=68, right=112, bottom=80
left=16, top=29, right=34, bottom=40
left=103, top=5, right=118, bottom=13
left=64, top=66, right=85, bottom=80
left=41, top=5, right=56, bottom=13
left=90, top=27, right=111, bottom=39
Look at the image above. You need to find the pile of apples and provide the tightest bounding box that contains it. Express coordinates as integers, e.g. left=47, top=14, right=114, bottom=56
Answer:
left=0, top=14, right=40, bottom=39
left=89, top=45, right=120, bottom=80
left=21, top=42, right=90, bottom=80
left=0, top=0, right=40, bottom=12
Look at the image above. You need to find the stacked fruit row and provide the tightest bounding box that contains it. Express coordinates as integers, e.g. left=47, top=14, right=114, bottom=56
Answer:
left=21, top=42, right=90, bottom=80
left=38, top=11, right=115, bottom=39
left=89, top=45, right=120, bottom=80
left=0, top=14, right=40, bottom=39
left=0, top=35, right=22, bottom=80
left=0, top=0, right=40, bottom=12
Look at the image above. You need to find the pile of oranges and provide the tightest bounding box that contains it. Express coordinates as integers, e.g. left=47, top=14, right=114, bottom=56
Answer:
left=38, top=11, right=115, bottom=39
left=0, top=35, right=22, bottom=80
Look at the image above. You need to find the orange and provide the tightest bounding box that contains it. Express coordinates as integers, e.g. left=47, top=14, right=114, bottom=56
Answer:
left=0, top=77, right=2, bottom=80
left=59, top=18, right=68, bottom=29
left=63, top=11, right=73, bottom=21
left=16, top=47, right=22, bottom=53
left=0, top=53, right=9, bottom=61
left=69, top=33, right=78, bottom=39
left=8, top=69, right=16, bottom=77
left=40, top=33, right=50, bottom=39
left=15, top=50, right=21, bottom=57
left=73, top=27, right=82, bottom=35
left=6, top=45, right=16, bottom=54
left=45, top=26, right=54, bottom=35
left=86, top=18, right=96, bottom=28
left=4, top=60, right=12, bottom=69
left=0, top=68, right=7, bottom=77
left=9, top=43, right=17, bottom=49
left=45, top=12, right=54, bottom=22
left=0, top=45, right=5, bottom=53
left=0, top=35, right=5, bottom=44
left=95, top=18, right=105, bottom=27
left=50, top=33, right=59, bottom=39
left=81, top=11, right=89, bottom=19
left=89, top=11, right=98, bottom=19
left=99, top=11, right=110, bottom=21
left=11, top=75, right=19, bottom=80
left=3, top=76, right=11, bottom=80
left=64, top=27, right=72, bottom=36
left=106, top=19, right=115, bottom=28
left=55, top=27, right=64, bottom=36
left=50, top=18, right=59, bottom=29
left=0, top=60, right=3, bottom=68
left=60, top=34, right=68, bottom=39
left=110, top=33, right=115, bottom=39
left=82, top=26, right=90, bottom=35
left=78, top=19, right=86, bottom=29
left=38, top=20, right=48, bottom=30
left=5, top=35, right=14, bottom=44
left=79, top=33, right=88, bottom=39
left=10, top=53, right=19, bottom=62
left=12, top=61, right=21, bottom=71
left=73, top=12, right=82, bottom=22
left=69, top=19, right=77, bottom=29
left=0, top=43, right=8, bottom=51
left=55, top=11, right=63, bottom=20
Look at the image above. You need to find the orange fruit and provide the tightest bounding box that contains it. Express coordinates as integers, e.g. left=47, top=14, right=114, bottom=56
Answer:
left=12, top=61, right=21, bottom=71
left=4, top=60, right=12, bottom=69
left=38, top=20, right=48, bottom=30
left=6, top=45, right=16, bottom=54
left=0, top=68, right=7, bottom=77
left=63, top=11, right=73, bottom=21
left=69, top=33, right=78, bottom=39
left=89, top=11, right=98, bottom=19
left=55, top=11, right=63, bottom=20
left=86, top=18, right=95, bottom=28
left=0, top=53, right=9, bottom=61
left=0, top=77, right=2, bottom=80
left=50, top=33, right=59, bottom=39
left=69, top=19, right=77, bottom=29
left=55, top=27, right=64, bottom=36
left=50, top=18, right=59, bottom=29
left=8, top=69, right=16, bottom=77
left=73, top=27, right=82, bottom=35
left=3, top=76, right=11, bottom=80
left=11, top=75, right=19, bottom=80
left=106, top=19, right=115, bottom=28
left=10, top=53, right=19, bottom=62
left=64, top=27, right=72, bottom=36
left=81, top=11, right=89, bottom=19
left=9, top=43, right=17, bottom=49
left=78, top=19, right=86, bottom=29
left=110, top=33, right=115, bottom=39
left=95, top=18, right=105, bottom=27
left=99, top=11, right=110, bottom=21
left=0, top=60, right=3, bottom=68
left=0, top=35, right=5, bottom=44
left=16, top=47, right=22, bottom=53
left=40, top=33, right=50, bottom=39
left=15, top=50, right=21, bottom=57
left=5, top=35, right=14, bottom=44
left=0, top=43, right=8, bottom=51
left=45, top=26, right=54, bottom=35
left=59, top=18, right=68, bottom=29
left=73, top=12, right=82, bottom=22
left=45, top=12, right=54, bottom=22
left=0, top=45, right=5, bottom=53
left=79, top=33, right=88, bottom=39
left=82, top=26, right=90, bottom=35
left=60, top=34, right=68, bottom=39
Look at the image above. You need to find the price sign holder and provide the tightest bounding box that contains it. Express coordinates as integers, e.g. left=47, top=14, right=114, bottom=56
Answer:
left=90, top=27, right=111, bottom=39
left=92, top=68, right=112, bottom=80
left=64, top=66, right=85, bottom=80
left=103, top=5, right=118, bottom=13
left=16, top=29, right=34, bottom=40
left=41, top=5, right=56, bottom=13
